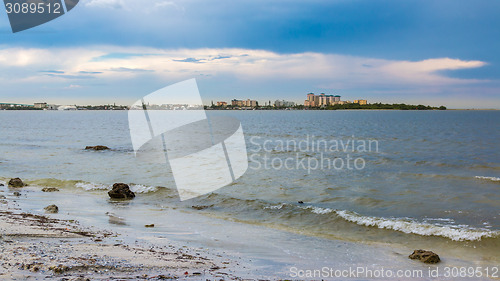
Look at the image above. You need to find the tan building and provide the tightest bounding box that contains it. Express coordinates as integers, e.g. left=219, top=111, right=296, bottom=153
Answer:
left=243, top=99, right=257, bottom=107
left=354, top=100, right=368, bottom=105
left=305, top=93, right=341, bottom=107
left=231, top=99, right=244, bottom=107
left=34, top=102, right=47, bottom=109
left=232, top=99, right=257, bottom=107
left=216, top=101, right=227, bottom=107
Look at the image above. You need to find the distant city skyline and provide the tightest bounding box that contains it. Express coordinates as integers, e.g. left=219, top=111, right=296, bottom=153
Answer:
left=1, top=1, right=499, bottom=109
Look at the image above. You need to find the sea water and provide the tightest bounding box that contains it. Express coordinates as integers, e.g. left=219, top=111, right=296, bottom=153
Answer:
left=0, top=110, right=499, bottom=278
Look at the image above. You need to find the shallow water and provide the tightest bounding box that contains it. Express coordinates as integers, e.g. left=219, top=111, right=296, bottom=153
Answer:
left=1, top=110, right=499, bottom=269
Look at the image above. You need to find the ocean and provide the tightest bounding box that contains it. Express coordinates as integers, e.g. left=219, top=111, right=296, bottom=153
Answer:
left=1, top=110, right=499, bottom=278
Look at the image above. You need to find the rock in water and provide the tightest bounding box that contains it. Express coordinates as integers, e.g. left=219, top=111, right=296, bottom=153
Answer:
left=85, top=145, right=110, bottom=151
left=8, top=178, right=26, bottom=187
left=108, top=183, right=135, bottom=199
left=42, top=187, right=60, bottom=192
left=44, top=204, right=59, bottom=213
left=409, top=250, right=440, bottom=264
left=13, top=191, right=21, bottom=196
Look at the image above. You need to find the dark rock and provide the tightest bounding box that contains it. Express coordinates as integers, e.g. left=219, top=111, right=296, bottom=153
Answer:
left=409, top=249, right=440, bottom=264
left=0, top=195, right=5, bottom=199
left=298, top=201, right=304, bottom=204
left=0, top=183, right=4, bottom=186
left=13, top=191, right=21, bottom=196
left=44, top=204, right=59, bottom=213
left=42, top=187, right=60, bottom=192
left=85, top=145, right=110, bottom=151
left=145, top=224, right=155, bottom=228
left=8, top=178, right=26, bottom=187
left=108, top=183, right=135, bottom=199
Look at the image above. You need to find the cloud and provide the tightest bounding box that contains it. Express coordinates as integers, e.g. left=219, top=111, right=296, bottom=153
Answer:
left=83, top=0, right=184, bottom=12
left=65, top=84, right=83, bottom=89
left=79, top=71, right=103, bottom=74
left=40, top=70, right=65, bottom=74
left=0, top=47, right=486, bottom=86
left=44, top=74, right=96, bottom=79
left=0, top=46, right=492, bottom=107
left=109, top=67, right=155, bottom=73
left=84, top=0, right=124, bottom=9
left=173, top=58, right=205, bottom=63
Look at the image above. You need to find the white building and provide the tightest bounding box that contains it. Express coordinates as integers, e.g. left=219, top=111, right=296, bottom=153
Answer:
left=274, top=100, right=295, bottom=107
left=57, top=105, right=77, bottom=110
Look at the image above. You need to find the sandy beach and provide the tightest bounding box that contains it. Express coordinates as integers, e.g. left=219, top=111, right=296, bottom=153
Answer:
left=0, top=202, right=242, bottom=280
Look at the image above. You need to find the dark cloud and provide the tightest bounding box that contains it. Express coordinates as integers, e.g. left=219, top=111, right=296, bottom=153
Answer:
left=109, top=67, right=155, bottom=73
left=39, top=70, right=65, bottom=74
left=79, top=71, right=103, bottom=74
left=173, top=58, right=205, bottom=63
left=44, top=74, right=95, bottom=79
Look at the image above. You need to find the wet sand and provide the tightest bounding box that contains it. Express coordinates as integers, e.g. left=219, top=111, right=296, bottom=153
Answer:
left=0, top=206, right=241, bottom=280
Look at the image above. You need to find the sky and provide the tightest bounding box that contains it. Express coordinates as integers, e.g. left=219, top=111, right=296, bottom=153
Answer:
left=0, top=0, right=499, bottom=108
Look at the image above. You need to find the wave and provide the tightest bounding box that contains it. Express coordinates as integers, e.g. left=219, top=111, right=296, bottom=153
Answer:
left=1, top=177, right=161, bottom=194
left=298, top=206, right=499, bottom=241
left=475, top=176, right=500, bottom=182
left=75, top=182, right=110, bottom=191
left=74, top=182, right=160, bottom=194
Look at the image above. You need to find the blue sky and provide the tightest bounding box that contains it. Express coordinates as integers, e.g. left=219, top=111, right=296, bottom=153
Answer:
left=0, top=0, right=499, bottom=108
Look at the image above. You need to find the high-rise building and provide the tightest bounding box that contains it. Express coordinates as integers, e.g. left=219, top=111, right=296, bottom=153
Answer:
left=304, top=93, right=342, bottom=107
left=231, top=99, right=244, bottom=107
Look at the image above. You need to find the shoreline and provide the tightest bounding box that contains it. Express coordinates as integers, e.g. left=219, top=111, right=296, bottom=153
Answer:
left=1, top=179, right=498, bottom=280
left=0, top=204, right=242, bottom=280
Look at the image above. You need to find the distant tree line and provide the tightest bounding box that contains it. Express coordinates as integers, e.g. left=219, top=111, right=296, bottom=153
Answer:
left=322, top=103, right=447, bottom=110
left=2, top=106, right=42, bottom=110
left=206, top=103, right=447, bottom=110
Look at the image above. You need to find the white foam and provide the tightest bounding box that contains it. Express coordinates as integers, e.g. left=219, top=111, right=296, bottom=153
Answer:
left=302, top=206, right=499, bottom=241
left=75, top=182, right=110, bottom=191
left=475, top=176, right=500, bottom=182
left=75, top=182, right=158, bottom=193
left=305, top=206, right=335, bottom=215
left=264, top=203, right=287, bottom=210
left=129, top=184, right=159, bottom=194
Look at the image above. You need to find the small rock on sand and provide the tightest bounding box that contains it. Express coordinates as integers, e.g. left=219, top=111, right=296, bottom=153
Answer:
left=49, top=264, right=69, bottom=273
left=108, top=183, right=135, bottom=199
left=0, top=195, right=5, bottom=199
left=8, top=178, right=26, bottom=187
left=13, top=191, right=21, bottom=196
left=44, top=204, right=59, bottom=214
left=409, top=249, right=440, bottom=264
left=0, top=183, right=4, bottom=186
left=145, top=224, right=155, bottom=228
left=85, top=145, right=110, bottom=151
left=42, top=187, right=60, bottom=192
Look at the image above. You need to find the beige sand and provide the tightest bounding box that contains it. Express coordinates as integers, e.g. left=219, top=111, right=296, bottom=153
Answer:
left=0, top=207, right=241, bottom=280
